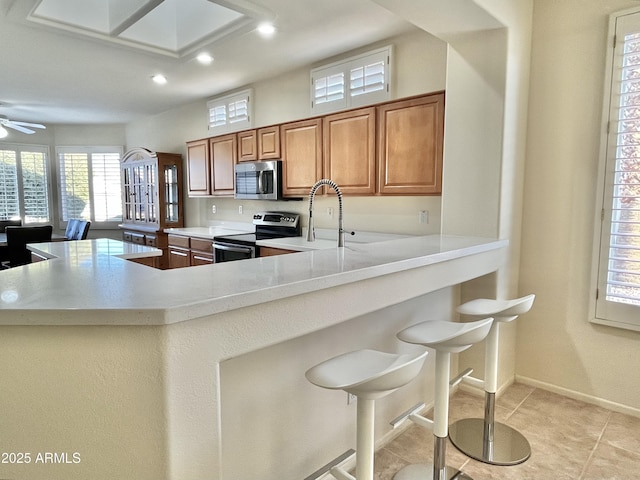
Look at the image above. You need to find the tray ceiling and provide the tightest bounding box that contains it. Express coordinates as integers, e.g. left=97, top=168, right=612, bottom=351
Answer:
left=28, top=0, right=259, bottom=56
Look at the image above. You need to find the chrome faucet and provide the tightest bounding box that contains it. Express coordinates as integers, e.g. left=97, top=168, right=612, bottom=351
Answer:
left=307, top=179, right=352, bottom=247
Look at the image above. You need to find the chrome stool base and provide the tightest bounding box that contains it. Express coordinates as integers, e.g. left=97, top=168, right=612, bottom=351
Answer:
left=394, top=463, right=473, bottom=480
left=449, top=418, right=531, bottom=466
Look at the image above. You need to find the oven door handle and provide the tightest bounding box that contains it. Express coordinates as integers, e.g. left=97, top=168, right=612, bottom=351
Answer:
left=213, top=243, right=253, bottom=254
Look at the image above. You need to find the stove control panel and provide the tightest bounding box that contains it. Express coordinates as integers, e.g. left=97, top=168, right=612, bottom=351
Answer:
left=253, top=211, right=300, bottom=228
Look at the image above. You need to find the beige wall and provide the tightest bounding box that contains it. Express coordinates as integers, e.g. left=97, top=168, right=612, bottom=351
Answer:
left=125, top=29, right=448, bottom=234
left=519, top=0, right=640, bottom=414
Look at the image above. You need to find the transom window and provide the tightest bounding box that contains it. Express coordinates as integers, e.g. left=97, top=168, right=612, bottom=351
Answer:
left=0, top=144, right=50, bottom=223
left=207, top=89, right=253, bottom=134
left=311, top=46, right=392, bottom=115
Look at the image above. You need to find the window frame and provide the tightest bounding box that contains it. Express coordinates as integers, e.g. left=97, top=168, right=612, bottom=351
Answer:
left=0, top=143, right=51, bottom=224
left=206, top=88, right=253, bottom=134
left=310, top=45, right=393, bottom=115
left=56, top=146, right=123, bottom=230
left=592, top=7, right=640, bottom=331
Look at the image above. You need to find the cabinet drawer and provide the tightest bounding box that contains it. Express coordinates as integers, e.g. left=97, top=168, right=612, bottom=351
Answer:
left=145, top=235, right=158, bottom=247
left=123, top=232, right=133, bottom=242
left=130, top=233, right=146, bottom=245
left=190, top=251, right=214, bottom=266
left=190, top=238, right=213, bottom=253
left=168, top=234, right=190, bottom=248
left=168, top=247, right=190, bottom=268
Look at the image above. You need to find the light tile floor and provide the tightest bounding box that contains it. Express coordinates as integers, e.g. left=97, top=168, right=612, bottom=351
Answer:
left=374, top=383, right=640, bottom=480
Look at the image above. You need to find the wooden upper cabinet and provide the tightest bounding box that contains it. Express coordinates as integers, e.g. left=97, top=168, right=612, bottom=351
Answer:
left=280, top=118, right=323, bottom=197
left=238, top=130, right=257, bottom=162
left=377, top=93, right=444, bottom=195
left=258, top=126, right=280, bottom=159
left=186, top=139, right=211, bottom=196
left=209, top=134, right=237, bottom=196
left=323, top=107, right=376, bottom=195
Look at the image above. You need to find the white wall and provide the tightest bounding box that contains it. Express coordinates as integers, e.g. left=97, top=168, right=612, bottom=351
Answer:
left=125, top=29, right=448, bottom=234
left=518, top=0, right=640, bottom=414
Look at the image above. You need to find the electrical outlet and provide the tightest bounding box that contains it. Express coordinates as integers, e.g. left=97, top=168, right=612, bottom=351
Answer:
left=212, top=205, right=216, bottom=214
left=347, top=392, right=357, bottom=405
left=238, top=205, right=243, bottom=214
left=327, top=207, right=334, bottom=219
left=419, top=210, right=428, bottom=224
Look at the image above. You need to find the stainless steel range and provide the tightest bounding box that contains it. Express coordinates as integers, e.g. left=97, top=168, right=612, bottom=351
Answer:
left=213, top=212, right=301, bottom=263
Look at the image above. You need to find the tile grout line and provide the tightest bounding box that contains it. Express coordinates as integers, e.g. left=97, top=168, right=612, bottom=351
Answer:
left=504, top=385, right=536, bottom=420
left=577, top=410, right=612, bottom=480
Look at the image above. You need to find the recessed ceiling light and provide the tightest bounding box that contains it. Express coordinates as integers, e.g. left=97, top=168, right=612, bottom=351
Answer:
left=197, top=53, right=214, bottom=65
left=152, top=74, right=167, bottom=85
left=257, top=23, right=276, bottom=36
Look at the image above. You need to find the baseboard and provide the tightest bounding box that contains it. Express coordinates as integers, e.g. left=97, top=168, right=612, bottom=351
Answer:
left=457, top=376, right=514, bottom=399
left=516, top=375, right=640, bottom=419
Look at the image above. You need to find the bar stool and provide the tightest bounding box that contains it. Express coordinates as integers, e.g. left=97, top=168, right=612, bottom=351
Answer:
left=392, top=318, right=494, bottom=480
left=448, top=294, right=535, bottom=466
left=305, top=349, right=428, bottom=480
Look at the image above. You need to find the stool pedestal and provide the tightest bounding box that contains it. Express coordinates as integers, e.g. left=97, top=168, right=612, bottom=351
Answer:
left=392, top=318, right=493, bottom=480
left=449, top=294, right=534, bottom=466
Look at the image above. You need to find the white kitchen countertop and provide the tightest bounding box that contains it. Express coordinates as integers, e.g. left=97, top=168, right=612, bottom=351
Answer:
left=0, top=235, right=507, bottom=325
left=165, top=222, right=254, bottom=239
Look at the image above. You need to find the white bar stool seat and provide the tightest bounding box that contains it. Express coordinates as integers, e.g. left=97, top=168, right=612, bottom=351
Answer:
left=392, top=318, right=493, bottom=480
left=449, top=294, right=535, bottom=466
left=306, top=349, right=428, bottom=480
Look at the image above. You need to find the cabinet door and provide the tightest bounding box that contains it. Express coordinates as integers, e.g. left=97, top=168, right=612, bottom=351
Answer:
left=210, top=134, right=237, bottom=196
left=258, top=126, right=280, bottom=159
left=281, top=119, right=323, bottom=197
left=186, top=139, right=211, bottom=196
left=238, top=130, right=257, bottom=162
left=323, top=107, right=376, bottom=195
left=377, top=93, right=444, bottom=195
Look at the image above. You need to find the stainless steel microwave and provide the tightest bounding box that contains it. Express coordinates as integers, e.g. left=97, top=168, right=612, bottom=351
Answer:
left=234, top=160, right=283, bottom=200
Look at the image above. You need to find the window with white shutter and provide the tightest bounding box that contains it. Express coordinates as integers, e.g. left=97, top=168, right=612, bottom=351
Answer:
left=593, top=8, right=640, bottom=330
left=311, top=46, right=392, bottom=114
left=57, top=147, right=122, bottom=228
left=0, top=144, right=50, bottom=223
left=207, top=89, right=253, bottom=133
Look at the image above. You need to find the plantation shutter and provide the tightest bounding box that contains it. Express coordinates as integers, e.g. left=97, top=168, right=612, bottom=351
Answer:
left=0, top=150, right=19, bottom=220
left=20, top=150, right=49, bottom=222
left=91, top=153, right=122, bottom=222
left=207, top=89, right=253, bottom=133
left=596, top=10, right=640, bottom=330
left=59, top=152, right=91, bottom=221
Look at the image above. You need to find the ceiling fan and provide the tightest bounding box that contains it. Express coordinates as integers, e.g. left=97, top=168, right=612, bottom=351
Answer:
left=0, top=115, right=46, bottom=138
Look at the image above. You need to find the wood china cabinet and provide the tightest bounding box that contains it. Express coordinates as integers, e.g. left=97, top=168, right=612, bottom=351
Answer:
left=120, top=148, right=183, bottom=269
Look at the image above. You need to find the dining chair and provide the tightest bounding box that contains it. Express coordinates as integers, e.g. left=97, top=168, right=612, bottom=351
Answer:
left=0, top=219, right=22, bottom=233
left=1, top=225, right=53, bottom=269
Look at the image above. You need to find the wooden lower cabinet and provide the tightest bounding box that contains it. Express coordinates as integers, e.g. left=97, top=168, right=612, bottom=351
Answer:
left=189, top=237, right=214, bottom=265
left=122, top=230, right=166, bottom=269
left=259, top=246, right=297, bottom=257
left=168, top=234, right=214, bottom=267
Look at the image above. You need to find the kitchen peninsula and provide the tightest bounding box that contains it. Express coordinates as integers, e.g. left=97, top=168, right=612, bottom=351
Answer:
left=0, top=235, right=506, bottom=480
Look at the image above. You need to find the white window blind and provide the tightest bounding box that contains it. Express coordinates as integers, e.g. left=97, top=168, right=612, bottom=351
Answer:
left=311, top=46, right=392, bottom=115
left=207, top=89, right=253, bottom=133
left=57, top=147, right=122, bottom=226
left=594, top=8, right=640, bottom=330
left=0, top=145, right=50, bottom=223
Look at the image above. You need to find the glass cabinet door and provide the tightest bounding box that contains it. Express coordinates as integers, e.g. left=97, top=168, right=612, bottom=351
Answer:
left=164, top=163, right=180, bottom=223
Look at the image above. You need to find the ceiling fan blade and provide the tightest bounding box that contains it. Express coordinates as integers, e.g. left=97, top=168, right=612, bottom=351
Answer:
left=10, top=121, right=46, bottom=129
left=5, top=123, right=36, bottom=134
